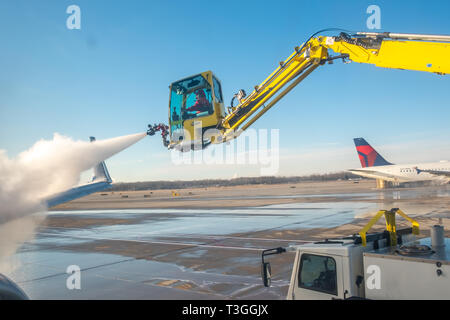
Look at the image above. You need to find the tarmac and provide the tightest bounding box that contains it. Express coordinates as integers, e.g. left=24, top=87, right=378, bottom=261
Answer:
left=4, top=180, right=450, bottom=299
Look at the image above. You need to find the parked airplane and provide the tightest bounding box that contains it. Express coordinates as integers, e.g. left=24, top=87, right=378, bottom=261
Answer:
left=349, top=138, right=450, bottom=183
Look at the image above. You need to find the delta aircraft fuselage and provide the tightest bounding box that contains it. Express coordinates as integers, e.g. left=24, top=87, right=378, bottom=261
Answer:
left=349, top=161, right=450, bottom=183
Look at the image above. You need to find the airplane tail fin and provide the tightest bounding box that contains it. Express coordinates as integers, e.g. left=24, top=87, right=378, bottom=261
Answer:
left=90, top=137, right=113, bottom=183
left=353, top=138, right=393, bottom=168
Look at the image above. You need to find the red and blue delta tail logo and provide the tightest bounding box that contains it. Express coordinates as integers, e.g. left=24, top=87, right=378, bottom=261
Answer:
left=353, top=138, right=393, bottom=168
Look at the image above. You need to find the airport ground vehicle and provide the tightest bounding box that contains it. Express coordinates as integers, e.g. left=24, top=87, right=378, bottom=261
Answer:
left=261, top=208, right=450, bottom=299
left=148, top=30, right=450, bottom=151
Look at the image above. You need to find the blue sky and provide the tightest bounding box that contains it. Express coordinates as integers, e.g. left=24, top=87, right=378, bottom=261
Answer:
left=1, top=0, right=450, bottom=181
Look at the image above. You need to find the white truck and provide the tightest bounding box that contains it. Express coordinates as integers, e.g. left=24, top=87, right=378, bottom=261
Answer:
left=261, top=209, right=449, bottom=300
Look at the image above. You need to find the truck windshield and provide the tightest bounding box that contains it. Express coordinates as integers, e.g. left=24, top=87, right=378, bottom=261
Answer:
left=299, top=254, right=337, bottom=295
left=170, top=75, right=213, bottom=129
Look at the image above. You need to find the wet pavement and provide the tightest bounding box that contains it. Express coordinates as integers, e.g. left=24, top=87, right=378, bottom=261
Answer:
left=4, top=185, right=450, bottom=299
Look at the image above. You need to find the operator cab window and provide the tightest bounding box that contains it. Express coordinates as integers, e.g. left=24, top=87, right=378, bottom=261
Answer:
left=299, top=253, right=337, bottom=295
left=213, top=76, right=223, bottom=103
left=169, top=74, right=214, bottom=123
left=170, top=89, right=183, bottom=134
left=184, top=87, right=213, bottom=119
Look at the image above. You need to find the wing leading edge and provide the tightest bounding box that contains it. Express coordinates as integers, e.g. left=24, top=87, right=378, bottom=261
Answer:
left=44, top=137, right=113, bottom=208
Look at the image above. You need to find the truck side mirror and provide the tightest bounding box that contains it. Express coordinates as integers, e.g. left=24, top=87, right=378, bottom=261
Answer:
left=261, top=262, right=272, bottom=287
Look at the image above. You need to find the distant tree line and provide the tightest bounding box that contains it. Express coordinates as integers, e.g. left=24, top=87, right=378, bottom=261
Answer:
left=110, top=172, right=364, bottom=191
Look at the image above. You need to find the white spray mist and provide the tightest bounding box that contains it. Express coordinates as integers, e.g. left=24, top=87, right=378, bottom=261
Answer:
left=0, top=132, right=147, bottom=273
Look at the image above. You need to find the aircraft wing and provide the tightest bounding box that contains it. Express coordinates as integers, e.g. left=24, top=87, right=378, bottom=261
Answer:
left=44, top=137, right=113, bottom=208
left=348, top=169, right=402, bottom=182
left=45, top=180, right=112, bottom=208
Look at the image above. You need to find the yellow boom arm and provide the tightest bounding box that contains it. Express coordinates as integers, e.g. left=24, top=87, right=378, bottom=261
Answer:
left=219, top=31, right=450, bottom=142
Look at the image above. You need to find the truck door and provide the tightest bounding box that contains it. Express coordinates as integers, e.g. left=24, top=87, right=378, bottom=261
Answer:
left=292, top=253, right=344, bottom=300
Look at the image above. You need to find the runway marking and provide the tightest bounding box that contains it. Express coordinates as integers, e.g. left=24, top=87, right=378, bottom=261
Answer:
left=39, top=226, right=311, bottom=243
left=158, top=234, right=311, bottom=243
left=36, top=232, right=287, bottom=252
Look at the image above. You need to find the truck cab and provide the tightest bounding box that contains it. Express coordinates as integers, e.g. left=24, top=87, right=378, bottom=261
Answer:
left=286, top=240, right=367, bottom=300
left=262, top=226, right=450, bottom=300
